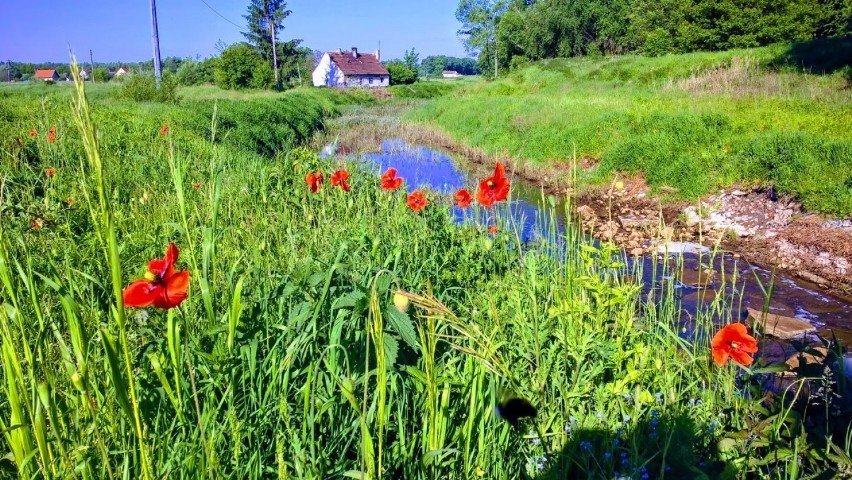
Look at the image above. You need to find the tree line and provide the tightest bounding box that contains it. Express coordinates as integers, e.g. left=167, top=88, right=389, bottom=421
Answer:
left=457, top=0, right=852, bottom=76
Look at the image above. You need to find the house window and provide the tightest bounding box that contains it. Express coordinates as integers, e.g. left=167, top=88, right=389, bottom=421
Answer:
left=370, top=78, right=375, bottom=85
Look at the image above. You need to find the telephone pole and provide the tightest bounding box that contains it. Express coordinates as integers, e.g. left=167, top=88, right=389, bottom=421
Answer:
left=150, top=0, right=163, bottom=87
left=89, top=49, right=95, bottom=82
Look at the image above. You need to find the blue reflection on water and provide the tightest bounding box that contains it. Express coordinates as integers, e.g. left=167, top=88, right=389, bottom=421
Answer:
left=360, top=139, right=565, bottom=243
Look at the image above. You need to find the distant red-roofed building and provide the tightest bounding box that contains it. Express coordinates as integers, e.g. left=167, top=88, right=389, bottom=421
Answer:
left=113, top=66, right=130, bottom=77
left=312, top=48, right=389, bottom=88
left=34, top=69, right=59, bottom=81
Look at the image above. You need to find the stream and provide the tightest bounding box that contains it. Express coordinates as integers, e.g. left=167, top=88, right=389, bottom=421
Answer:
left=336, top=139, right=852, bottom=350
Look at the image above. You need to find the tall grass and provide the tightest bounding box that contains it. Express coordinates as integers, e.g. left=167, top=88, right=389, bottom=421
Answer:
left=409, top=44, right=852, bottom=216
left=0, top=67, right=849, bottom=478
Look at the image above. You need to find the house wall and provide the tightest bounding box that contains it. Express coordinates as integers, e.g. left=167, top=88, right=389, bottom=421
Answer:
left=343, top=75, right=389, bottom=88
left=312, top=54, right=344, bottom=87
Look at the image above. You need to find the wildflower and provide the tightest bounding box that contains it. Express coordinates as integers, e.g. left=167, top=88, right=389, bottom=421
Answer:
left=640, top=466, right=649, bottom=480
left=604, top=451, right=612, bottom=460
left=66, top=197, right=75, bottom=206
left=476, top=162, right=510, bottom=207
left=305, top=171, right=324, bottom=193
left=488, top=225, right=498, bottom=234
left=614, top=180, right=624, bottom=190
left=31, top=218, right=43, bottom=230
left=650, top=410, right=660, bottom=419
left=47, top=127, right=56, bottom=143
left=122, top=243, right=190, bottom=309
left=654, top=392, right=663, bottom=403
left=192, top=182, right=201, bottom=189
left=579, top=441, right=592, bottom=452
left=723, top=145, right=731, bottom=152
left=28, top=128, right=37, bottom=138
left=454, top=188, right=472, bottom=208
left=711, top=323, right=758, bottom=367
left=564, top=423, right=572, bottom=433
left=407, top=190, right=427, bottom=213
left=380, top=167, right=403, bottom=191
left=474, top=467, right=485, bottom=477
left=330, top=169, right=351, bottom=191
left=45, top=167, right=55, bottom=177
left=622, top=414, right=631, bottom=423
left=160, top=124, right=169, bottom=136
left=595, top=412, right=604, bottom=420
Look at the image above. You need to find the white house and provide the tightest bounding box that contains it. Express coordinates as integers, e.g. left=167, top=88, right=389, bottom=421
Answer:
left=113, top=66, right=130, bottom=77
left=312, top=48, right=389, bottom=88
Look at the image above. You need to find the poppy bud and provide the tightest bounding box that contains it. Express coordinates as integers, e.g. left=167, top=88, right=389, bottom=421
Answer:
left=393, top=292, right=410, bottom=313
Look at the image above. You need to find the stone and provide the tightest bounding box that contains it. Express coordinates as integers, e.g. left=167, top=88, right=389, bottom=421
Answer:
left=746, top=308, right=816, bottom=339
left=785, top=347, right=828, bottom=371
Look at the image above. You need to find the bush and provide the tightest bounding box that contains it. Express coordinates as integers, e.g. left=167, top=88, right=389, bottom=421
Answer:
left=215, top=43, right=267, bottom=90
left=175, top=58, right=214, bottom=86
left=93, top=68, right=110, bottom=82
left=120, top=73, right=179, bottom=103
left=251, top=61, right=275, bottom=89
left=643, top=28, right=676, bottom=57
left=386, top=61, right=417, bottom=85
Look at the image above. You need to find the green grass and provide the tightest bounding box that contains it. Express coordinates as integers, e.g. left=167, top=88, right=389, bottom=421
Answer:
left=0, top=74, right=849, bottom=478
left=408, top=42, right=852, bottom=216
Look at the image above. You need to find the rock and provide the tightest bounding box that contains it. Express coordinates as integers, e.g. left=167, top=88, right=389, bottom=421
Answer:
left=746, top=307, right=816, bottom=339
left=679, top=268, right=715, bottom=287
left=630, top=247, right=644, bottom=257
left=797, top=271, right=828, bottom=286
left=785, top=347, right=828, bottom=372
left=618, top=215, right=653, bottom=229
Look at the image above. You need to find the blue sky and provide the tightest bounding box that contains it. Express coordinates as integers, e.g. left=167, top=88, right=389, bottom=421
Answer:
left=0, top=0, right=468, bottom=62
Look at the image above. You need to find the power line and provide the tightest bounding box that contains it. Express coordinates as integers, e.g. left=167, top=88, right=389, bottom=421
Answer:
left=198, top=0, right=244, bottom=30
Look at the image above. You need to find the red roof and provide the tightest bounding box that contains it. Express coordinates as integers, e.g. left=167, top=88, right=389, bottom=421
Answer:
left=34, top=69, right=57, bottom=79
left=328, top=51, right=388, bottom=76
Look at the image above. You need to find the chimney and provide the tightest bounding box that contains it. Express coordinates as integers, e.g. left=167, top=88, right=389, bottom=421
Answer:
left=351, top=47, right=358, bottom=58
left=375, top=49, right=380, bottom=62
left=337, top=48, right=342, bottom=54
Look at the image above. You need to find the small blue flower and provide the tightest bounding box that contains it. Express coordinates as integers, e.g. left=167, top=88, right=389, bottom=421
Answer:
left=580, top=441, right=593, bottom=452
left=616, top=428, right=623, bottom=436
left=665, top=464, right=672, bottom=472
left=623, top=414, right=631, bottom=423
left=650, top=410, right=660, bottom=419
left=564, top=423, right=572, bottom=433
left=649, top=419, right=659, bottom=429
left=654, top=392, right=663, bottom=403
left=649, top=431, right=658, bottom=440
left=604, top=451, right=612, bottom=460
left=532, top=437, right=541, bottom=446
left=699, top=461, right=706, bottom=469
left=613, top=438, right=621, bottom=446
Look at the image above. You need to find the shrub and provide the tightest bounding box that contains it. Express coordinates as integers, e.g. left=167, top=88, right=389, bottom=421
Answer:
left=120, top=73, right=179, bottom=103
left=215, top=42, right=265, bottom=90
left=386, top=61, right=418, bottom=85
left=93, top=67, right=110, bottom=82
left=643, top=28, right=676, bottom=57
left=175, top=58, right=214, bottom=86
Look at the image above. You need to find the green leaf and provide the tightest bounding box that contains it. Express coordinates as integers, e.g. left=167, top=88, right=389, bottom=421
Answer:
left=334, top=290, right=367, bottom=312
left=100, top=329, right=133, bottom=422
left=386, top=307, right=419, bottom=351
left=383, top=335, right=399, bottom=368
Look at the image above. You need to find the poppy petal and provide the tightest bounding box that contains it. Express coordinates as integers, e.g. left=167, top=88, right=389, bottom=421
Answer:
left=154, top=270, right=190, bottom=309
left=729, top=349, right=754, bottom=367
left=122, top=280, right=160, bottom=308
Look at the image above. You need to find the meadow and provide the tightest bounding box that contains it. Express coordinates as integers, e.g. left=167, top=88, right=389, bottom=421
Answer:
left=408, top=41, right=852, bottom=216
left=0, top=68, right=850, bottom=479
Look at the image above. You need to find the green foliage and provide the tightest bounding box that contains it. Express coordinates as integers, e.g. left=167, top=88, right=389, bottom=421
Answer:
left=403, top=48, right=420, bottom=70
left=387, top=81, right=458, bottom=99
left=93, top=67, right=110, bottom=82
left=409, top=46, right=852, bottom=215
left=483, top=0, right=852, bottom=70
left=120, top=73, right=179, bottom=103
left=214, top=43, right=265, bottom=90
left=175, top=58, right=214, bottom=86
left=386, top=61, right=418, bottom=85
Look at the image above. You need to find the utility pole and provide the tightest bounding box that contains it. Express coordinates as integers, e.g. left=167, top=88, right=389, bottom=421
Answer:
left=150, top=0, right=163, bottom=87
left=270, top=16, right=280, bottom=89
left=89, top=49, right=95, bottom=82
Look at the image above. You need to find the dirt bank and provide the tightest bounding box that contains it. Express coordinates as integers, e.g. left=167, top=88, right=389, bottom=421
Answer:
left=316, top=116, right=852, bottom=298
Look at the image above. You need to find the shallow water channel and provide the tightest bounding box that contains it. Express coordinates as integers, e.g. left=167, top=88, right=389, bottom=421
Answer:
left=348, top=140, right=852, bottom=348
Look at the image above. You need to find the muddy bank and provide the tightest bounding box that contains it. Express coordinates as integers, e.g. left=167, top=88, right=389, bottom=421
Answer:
left=316, top=116, right=852, bottom=298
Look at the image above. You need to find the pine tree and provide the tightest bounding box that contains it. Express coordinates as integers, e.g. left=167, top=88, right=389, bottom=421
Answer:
left=243, top=0, right=291, bottom=88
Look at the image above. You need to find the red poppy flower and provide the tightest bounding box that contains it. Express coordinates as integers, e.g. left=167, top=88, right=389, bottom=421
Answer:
left=454, top=188, right=473, bottom=208
left=47, top=127, right=56, bottom=144
left=711, top=323, right=758, bottom=367
left=407, top=189, right=428, bottom=213
left=192, top=182, right=201, bottom=189
left=476, top=162, right=510, bottom=207
left=380, top=168, right=404, bottom=191
left=330, top=169, right=351, bottom=191
left=160, top=124, right=169, bottom=136
left=305, top=171, right=324, bottom=193
left=28, top=129, right=37, bottom=138
left=122, top=243, right=190, bottom=310
left=45, top=167, right=56, bottom=178
left=488, top=225, right=499, bottom=234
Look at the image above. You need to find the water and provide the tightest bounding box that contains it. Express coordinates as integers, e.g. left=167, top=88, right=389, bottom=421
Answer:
left=352, top=140, right=852, bottom=343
